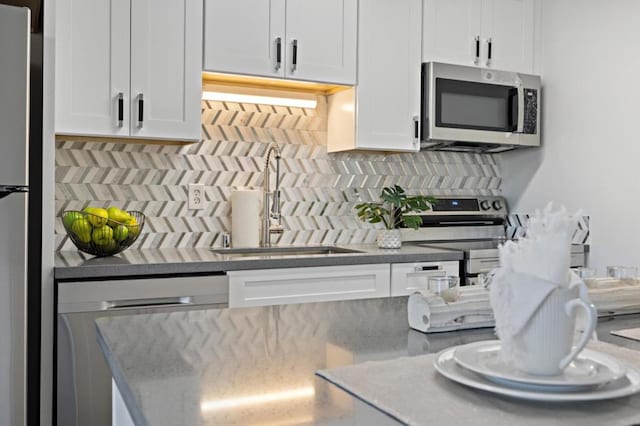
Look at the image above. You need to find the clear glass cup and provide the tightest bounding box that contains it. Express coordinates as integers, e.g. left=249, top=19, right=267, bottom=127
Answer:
left=606, top=265, right=638, bottom=284
left=428, top=275, right=459, bottom=302
left=574, top=267, right=596, bottom=280
left=574, top=267, right=598, bottom=288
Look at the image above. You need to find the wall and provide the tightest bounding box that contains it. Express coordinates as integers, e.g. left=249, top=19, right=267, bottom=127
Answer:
left=55, top=97, right=501, bottom=250
left=499, top=0, right=640, bottom=272
left=42, top=0, right=56, bottom=423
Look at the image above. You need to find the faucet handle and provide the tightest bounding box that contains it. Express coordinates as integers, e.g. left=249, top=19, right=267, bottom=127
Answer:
left=269, top=223, right=284, bottom=234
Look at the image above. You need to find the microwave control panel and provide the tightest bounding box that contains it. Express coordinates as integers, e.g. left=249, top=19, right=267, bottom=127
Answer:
left=523, top=88, right=538, bottom=134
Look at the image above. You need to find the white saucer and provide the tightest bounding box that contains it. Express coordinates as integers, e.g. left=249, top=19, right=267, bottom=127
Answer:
left=453, top=341, right=627, bottom=392
left=434, top=346, right=640, bottom=402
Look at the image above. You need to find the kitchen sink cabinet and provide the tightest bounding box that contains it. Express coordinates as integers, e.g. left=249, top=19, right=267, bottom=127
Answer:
left=391, top=261, right=459, bottom=296
left=228, top=264, right=391, bottom=308
left=55, top=0, right=203, bottom=141
left=203, top=0, right=357, bottom=85
left=423, top=0, right=538, bottom=74
left=327, top=0, right=422, bottom=152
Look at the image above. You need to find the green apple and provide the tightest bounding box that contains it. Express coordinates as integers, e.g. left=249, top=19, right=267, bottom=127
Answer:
left=98, top=238, right=117, bottom=253
left=92, top=226, right=114, bottom=246
left=113, top=224, right=129, bottom=242
left=62, top=211, right=84, bottom=229
left=71, top=218, right=92, bottom=243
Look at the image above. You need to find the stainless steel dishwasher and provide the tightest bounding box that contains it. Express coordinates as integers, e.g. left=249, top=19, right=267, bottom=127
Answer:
left=56, top=274, right=229, bottom=426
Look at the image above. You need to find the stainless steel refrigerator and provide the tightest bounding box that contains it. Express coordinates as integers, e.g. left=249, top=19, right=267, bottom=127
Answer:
left=0, top=4, right=37, bottom=426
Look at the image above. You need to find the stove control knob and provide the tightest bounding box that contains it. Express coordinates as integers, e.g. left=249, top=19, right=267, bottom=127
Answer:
left=492, top=200, right=503, bottom=211
left=480, top=200, right=491, bottom=211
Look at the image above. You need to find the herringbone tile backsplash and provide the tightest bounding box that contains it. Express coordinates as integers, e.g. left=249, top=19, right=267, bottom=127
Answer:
left=55, top=98, right=501, bottom=250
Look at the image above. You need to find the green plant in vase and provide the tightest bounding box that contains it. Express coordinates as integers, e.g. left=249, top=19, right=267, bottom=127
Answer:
left=355, top=185, right=437, bottom=248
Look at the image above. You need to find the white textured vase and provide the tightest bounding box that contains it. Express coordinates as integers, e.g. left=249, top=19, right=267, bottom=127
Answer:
left=376, top=229, right=402, bottom=249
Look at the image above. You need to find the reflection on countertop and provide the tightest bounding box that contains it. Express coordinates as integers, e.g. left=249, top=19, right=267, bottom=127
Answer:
left=95, top=295, right=640, bottom=425
left=96, top=297, right=486, bottom=425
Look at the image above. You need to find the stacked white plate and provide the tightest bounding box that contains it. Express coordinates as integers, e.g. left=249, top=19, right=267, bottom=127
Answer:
left=434, top=340, right=640, bottom=401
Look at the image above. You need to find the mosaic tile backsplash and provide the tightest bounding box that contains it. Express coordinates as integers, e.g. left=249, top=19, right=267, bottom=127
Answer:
left=55, top=99, right=502, bottom=250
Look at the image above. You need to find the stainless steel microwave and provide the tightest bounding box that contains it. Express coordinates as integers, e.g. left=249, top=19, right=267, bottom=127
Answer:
left=421, top=62, right=541, bottom=153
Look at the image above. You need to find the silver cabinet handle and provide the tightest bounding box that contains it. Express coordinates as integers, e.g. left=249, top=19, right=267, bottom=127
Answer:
left=116, top=92, right=124, bottom=127
left=474, top=35, right=480, bottom=65
left=486, top=37, right=493, bottom=66
left=413, top=116, right=420, bottom=144
left=275, top=37, right=282, bottom=71
left=291, top=39, right=298, bottom=72
left=137, top=93, right=144, bottom=128
left=103, top=296, right=193, bottom=310
left=414, top=265, right=443, bottom=273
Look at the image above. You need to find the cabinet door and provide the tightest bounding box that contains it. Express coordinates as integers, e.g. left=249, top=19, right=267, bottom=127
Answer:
left=203, top=0, right=286, bottom=78
left=423, top=0, right=482, bottom=66
left=355, top=0, right=422, bottom=152
left=482, top=0, right=535, bottom=73
left=55, top=0, right=130, bottom=137
left=130, top=0, right=203, bottom=141
left=228, top=264, right=391, bottom=307
left=285, top=0, right=357, bottom=84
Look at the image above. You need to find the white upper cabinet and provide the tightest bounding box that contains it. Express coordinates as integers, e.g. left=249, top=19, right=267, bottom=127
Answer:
left=203, top=0, right=357, bottom=85
left=285, top=0, right=357, bottom=84
left=482, top=0, right=535, bottom=73
left=423, top=0, right=482, bottom=67
left=327, top=0, right=421, bottom=152
left=130, top=0, right=203, bottom=140
left=423, top=0, right=537, bottom=74
left=203, top=0, right=285, bottom=78
left=55, top=0, right=203, bottom=141
left=55, top=0, right=131, bottom=137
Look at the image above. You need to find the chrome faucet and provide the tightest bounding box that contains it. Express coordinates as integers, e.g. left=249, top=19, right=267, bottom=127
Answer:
left=261, top=142, right=284, bottom=247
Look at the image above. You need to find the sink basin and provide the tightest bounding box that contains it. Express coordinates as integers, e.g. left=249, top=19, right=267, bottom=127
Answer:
left=210, top=246, right=363, bottom=257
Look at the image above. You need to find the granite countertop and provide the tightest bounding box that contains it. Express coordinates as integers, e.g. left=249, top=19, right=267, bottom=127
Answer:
left=95, top=297, right=640, bottom=426
left=54, top=244, right=464, bottom=280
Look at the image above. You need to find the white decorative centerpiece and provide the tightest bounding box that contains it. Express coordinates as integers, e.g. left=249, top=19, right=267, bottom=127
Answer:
left=355, top=185, right=436, bottom=249
left=489, top=204, right=598, bottom=375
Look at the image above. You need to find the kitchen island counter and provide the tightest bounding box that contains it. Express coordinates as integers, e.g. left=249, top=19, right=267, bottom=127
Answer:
left=54, top=244, right=463, bottom=280
left=96, top=297, right=640, bottom=426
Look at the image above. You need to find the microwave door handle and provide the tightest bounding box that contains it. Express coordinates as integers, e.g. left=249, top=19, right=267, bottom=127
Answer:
left=517, top=86, right=525, bottom=133
left=507, top=88, right=518, bottom=132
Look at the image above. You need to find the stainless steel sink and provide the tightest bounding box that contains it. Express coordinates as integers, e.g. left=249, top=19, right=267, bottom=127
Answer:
left=210, top=246, right=363, bottom=257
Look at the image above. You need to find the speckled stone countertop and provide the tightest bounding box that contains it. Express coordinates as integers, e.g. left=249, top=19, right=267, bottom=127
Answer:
left=54, top=244, right=463, bottom=280
left=95, top=297, right=640, bottom=426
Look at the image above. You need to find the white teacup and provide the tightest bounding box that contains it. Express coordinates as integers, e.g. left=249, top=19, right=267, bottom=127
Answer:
left=512, top=281, right=597, bottom=376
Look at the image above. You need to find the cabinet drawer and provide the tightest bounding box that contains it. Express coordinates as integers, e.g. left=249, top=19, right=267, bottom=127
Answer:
left=391, top=261, right=459, bottom=296
left=228, top=264, right=391, bottom=307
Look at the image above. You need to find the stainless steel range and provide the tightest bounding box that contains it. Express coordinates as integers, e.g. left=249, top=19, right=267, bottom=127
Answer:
left=400, top=196, right=586, bottom=286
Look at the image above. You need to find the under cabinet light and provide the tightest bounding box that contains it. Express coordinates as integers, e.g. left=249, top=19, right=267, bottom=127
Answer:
left=202, top=91, right=317, bottom=109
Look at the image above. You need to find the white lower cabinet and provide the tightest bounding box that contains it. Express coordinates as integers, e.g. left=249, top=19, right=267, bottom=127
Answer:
left=390, top=261, right=459, bottom=296
left=228, top=264, right=391, bottom=308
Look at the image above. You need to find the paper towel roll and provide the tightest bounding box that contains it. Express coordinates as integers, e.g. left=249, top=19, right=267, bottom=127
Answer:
left=231, top=189, right=261, bottom=248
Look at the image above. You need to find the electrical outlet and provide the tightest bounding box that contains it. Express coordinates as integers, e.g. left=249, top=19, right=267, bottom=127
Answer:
left=188, top=184, right=205, bottom=210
